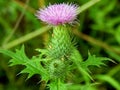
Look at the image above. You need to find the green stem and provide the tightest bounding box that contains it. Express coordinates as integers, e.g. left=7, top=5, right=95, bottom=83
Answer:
left=77, top=0, right=100, bottom=14
left=48, top=25, right=73, bottom=59
left=96, top=75, right=120, bottom=90
left=2, top=26, right=51, bottom=49
left=57, top=78, right=60, bottom=90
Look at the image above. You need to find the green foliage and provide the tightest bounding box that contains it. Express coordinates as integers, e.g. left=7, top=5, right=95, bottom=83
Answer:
left=0, top=44, right=111, bottom=90
left=0, top=0, right=120, bottom=90
left=67, top=84, right=97, bottom=90
left=0, top=46, right=49, bottom=81
left=48, top=79, right=67, bottom=90
left=115, top=26, right=120, bottom=44
left=81, top=52, right=111, bottom=72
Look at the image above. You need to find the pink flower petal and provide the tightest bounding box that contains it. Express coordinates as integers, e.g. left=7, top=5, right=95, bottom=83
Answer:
left=36, top=3, right=78, bottom=25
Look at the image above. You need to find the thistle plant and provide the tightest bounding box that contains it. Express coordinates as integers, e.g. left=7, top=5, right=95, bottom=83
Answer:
left=0, top=3, right=112, bottom=90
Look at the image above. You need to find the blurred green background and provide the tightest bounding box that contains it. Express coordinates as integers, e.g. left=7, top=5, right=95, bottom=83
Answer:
left=0, top=0, right=120, bottom=90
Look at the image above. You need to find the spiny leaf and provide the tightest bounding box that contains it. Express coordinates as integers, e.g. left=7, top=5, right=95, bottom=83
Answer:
left=0, top=46, right=49, bottom=81
left=70, top=48, right=93, bottom=80
left=0, top=45, right=29, bottom=65
left=81, top=52, right=112, bottom=72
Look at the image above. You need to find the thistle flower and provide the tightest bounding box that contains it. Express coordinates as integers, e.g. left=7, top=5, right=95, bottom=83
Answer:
left=36, top=3, right=78, bottom=25
left=36, top=3, right=79, bottom=79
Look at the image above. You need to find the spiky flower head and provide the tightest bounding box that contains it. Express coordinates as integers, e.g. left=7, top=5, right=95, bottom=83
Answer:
left=36, top=3, right=78, bottom=25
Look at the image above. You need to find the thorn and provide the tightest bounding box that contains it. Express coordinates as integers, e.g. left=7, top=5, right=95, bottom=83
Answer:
left=110, top=59, right=117, bottom=64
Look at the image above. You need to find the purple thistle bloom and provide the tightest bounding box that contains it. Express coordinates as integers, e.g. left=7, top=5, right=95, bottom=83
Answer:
left=36, top=3, right=78, bottom=25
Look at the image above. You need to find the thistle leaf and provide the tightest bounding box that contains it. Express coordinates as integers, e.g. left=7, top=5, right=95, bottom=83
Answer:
left=0, top=46, right=49, bottom=81
left=70, top=48, right=93, bottom=80
left=81, top=52, right=111, bottom=72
